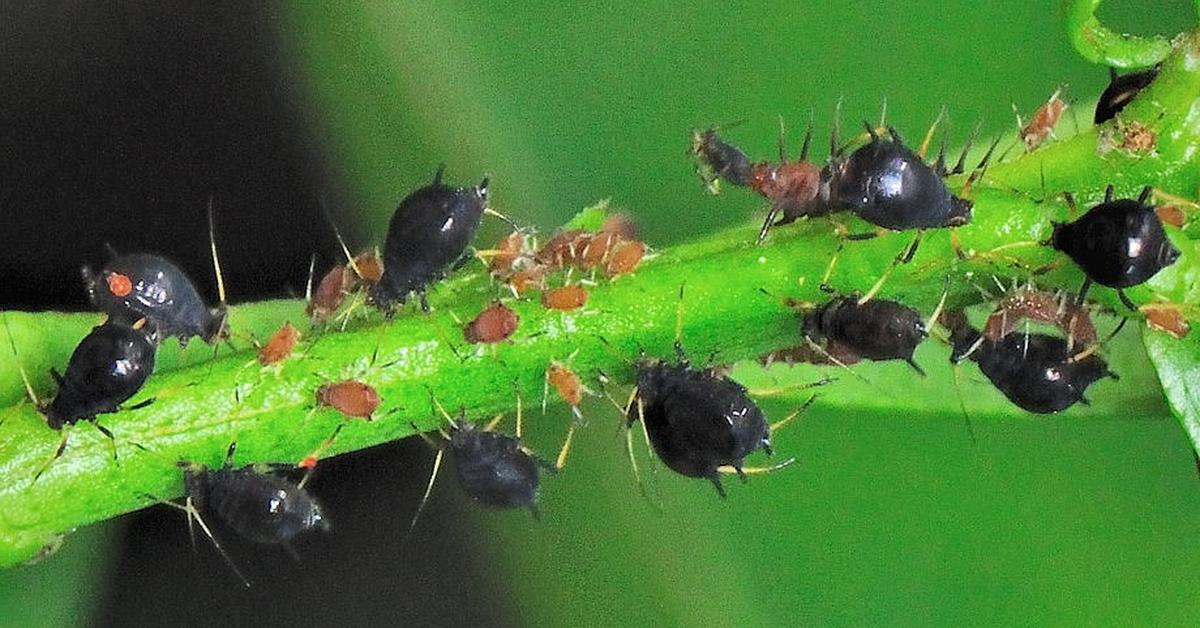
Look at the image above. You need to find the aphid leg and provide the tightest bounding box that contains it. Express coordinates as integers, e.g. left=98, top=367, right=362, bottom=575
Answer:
left=483, top=207, right=521, bottom=231
left=673, top=284, right=687, bottom=363
left=403, top=447, right=444, bottom=541
left=719, top=458, right=797, bottom=476
left=418, top=290, right=431, bottom=313
left=1069, top=317, right=1128, bottom=364
left=205, top=198, right=231, bottom=347
left=757, top=203, right=783, bottom=245
left=706, top=472, right=728, bottom=499
left=1074, top=277, right=1092, bottom=307
left=181, top=495, right=251, bottom=588
left=94, top=421, right=118, bottom=462
left=829, top=96, right=843, bottom=159
left=950, top=123, right=982, bottom=175
left=1116, top=289, right=1138, bottom=312
left=31, top=428, right=72, bottom=483
left=857, top=231, right=923, bottom=305
left=949, top=365, right=978, bottom=446
left=297, top=424, right=345, bottom=488
left=554, top=423, right=577, bottom=470
left=802, top=336, right=872, bottom=384
left=769, top=394, right=819, bottom=435
left=799, top=111, right=814, bottom=161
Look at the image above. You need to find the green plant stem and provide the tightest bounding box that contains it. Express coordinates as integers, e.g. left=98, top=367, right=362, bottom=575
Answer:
left=1063, top=0, right=1198, bottom=68
left=0, top=24, right=1198, bottom=571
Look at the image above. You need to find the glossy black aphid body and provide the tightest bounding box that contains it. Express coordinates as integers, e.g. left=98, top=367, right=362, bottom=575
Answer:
left=828, top=128, right=971, bottom=230
left=950, top=325, right=1113, bottom=414
left=43, top=320, right=158, bottom=429
left=449, top=422, right=543, bottom=513
left=805, top=296, right=927, bottom=371
left=1050, top=191, right=1180, bottom=290
left=184, top=462, right=328, bottom=545
left=84, top=254, right=226, bottom=345
left=369, top=168, right=489, bottom=311
left=1094, top=67, right=1158, bottom=124
left=691, top=128, right=754, bottom=188
left=631, top=358, right=770, bottom=497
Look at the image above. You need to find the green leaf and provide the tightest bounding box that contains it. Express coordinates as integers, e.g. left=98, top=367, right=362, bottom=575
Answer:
left=1145, top=329, right=1200, bottom=455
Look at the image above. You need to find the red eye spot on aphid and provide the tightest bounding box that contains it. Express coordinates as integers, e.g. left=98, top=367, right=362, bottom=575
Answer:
left=298, top=455, right=318, bottom=470
left=541, top=285, right=589, bottom=311
left=258, top=322, right=301, bottom=366
left=316, top=380, right=380, bottom=419
left=1156, top=204, right=1186, bottom=228
left=605, top=240, right=647, bottom=277
left=464, top=301, right=519, bottom=344
left=547, top=362, right=583, bottom=406
left=107, top=273, right=133, bottom=298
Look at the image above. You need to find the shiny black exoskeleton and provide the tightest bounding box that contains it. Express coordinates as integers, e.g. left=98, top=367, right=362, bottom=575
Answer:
left=804, top=296, right=928, bottom=374
left=1094, top=67, right=1159, bottom=124
left=630, top=351, right=771, bottom=497
left=1050, top=186, right=1180, bottom=309
left=43, top=319, right=158, bottom=429
left=828, top=125, right=972, bottom=230
left=949, top=323, right=1114, bottom=414
left=369, top=166, right=489, bottom=312
left=183, top=443, right=328, bottom=545
left=691, top=128, right=754, bottom=189
left=449, top=420, right=547, bottom=515
left=83, top=253, right=226, bottom=346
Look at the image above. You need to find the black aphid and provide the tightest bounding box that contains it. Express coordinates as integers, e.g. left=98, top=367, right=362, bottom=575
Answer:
left=1095, top=66, right=1159, bottom=124
left=448, top=420, right=548, bottom=513
left=406, top=400, right=569, bottom=535
left=949, top=321, right=1115, bottom=414
left=84, top=254, right=227, bottom=345
left=828, top=124, right=976, bottom=231
left=1050, top=185, right=1180, bottom=309
left=691, top=127, right=755, bottom=191
left=803, top=295, right=929, bottom=374
left=369, top=166, right=490, bottom=312
left=627, top=342, right=800, bottom=498
left=183, top=443, right=329, bottom=546
left=43, top=318, right=158, bottom=430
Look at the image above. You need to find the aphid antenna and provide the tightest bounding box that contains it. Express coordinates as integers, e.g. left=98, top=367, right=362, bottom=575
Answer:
left=673, top=283, right=687, bottom=363
left=158, top=493, right=251, bottom=588
left=303, top=254, right=317, bottom=305
left=402, top=444, right=444, bottom=543
left=856, top=230, right=923, bottom=305
left=950, top=365, right=979, bottom=446
left=424, top=389, right=457, bottom=439
left=319, top=194, right=365, bottom=281
left=296, top=423, right=345, bottom=489
left=918, top=106, right=947, bottom=160
left=829, top=96, right=844, bottom=159
left=206, top=197, right=227, bottom=306
left=747, top=375, right=833, bottom=398
left=432, top=163, right=446, bottom=186
left=924, top=276, right=953, bottom=337
left=878, top=96, right=888, bottom=130
left=626, top=395, right=663, bottom=511
left=2, top=312, right=40, bottom=409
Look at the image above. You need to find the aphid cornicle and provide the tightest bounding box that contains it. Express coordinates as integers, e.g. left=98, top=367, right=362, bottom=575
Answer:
left=369, top=166, right=489, bottom=312
left=43, top=318, right=158, bottom=430
left=803, top=295, right=929, bottom=374
left=1050, top=186, right=1181, bottom=309
left=629, top=347, right=775, bottom=498
left=1095, top=66, right=1159, bottom=124
left=83, top=253, right=227, bottom=346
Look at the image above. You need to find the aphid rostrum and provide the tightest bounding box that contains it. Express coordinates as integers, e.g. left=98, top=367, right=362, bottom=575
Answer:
left=1050, top=185, right=1181, bottom=309
left=369, top=166, right=491, bottom=313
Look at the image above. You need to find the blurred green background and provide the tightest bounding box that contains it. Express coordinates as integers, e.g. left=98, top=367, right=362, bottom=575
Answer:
left=1, top=1, right=1198, bottom=626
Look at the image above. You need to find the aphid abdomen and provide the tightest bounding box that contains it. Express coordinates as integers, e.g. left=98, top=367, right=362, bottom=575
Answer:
left=372, top=177, right=487, bottom=309
left=818, top=298, right=926, bottom=362
left=974, top=333, right=1111, bottom=414
left=1052, top=200, right=1180, bottom=289
left=43, top=321, right=157, bottom=428
left=450, top=430, right=540, bottom=509
left=88, top=254, right=216, bottom=343
left=204, top=469, right=326, bottom=544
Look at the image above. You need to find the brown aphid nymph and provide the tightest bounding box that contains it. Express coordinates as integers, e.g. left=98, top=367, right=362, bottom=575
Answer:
left=464, top=301, right=520, bottom=344
left=316, top=380, right=381, bottom=419
left=541, top=285, right=589, bottom=311
left=546, top=362, right=584, bottom=407
left=308, top=263, right=348, bottom=320
left=258, top=322, right=301, bottom=366
left=605, top=240, right=647, bottom=277
left=1019, top=89, right=1066, bottom=152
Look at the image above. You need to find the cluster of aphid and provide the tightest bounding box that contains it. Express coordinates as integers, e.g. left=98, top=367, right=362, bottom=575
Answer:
left=5, top=65, right=1190, bottom=582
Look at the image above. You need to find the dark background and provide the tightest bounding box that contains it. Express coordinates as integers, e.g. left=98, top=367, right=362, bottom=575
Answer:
left=2, top=2, right=1198, bottom=627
